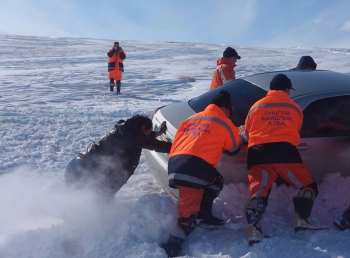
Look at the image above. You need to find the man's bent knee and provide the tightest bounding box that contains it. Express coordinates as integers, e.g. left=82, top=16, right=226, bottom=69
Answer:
left=297, top=181, right=318, bottom=200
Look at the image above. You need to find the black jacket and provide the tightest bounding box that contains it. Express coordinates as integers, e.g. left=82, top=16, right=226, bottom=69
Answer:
left=78, top=120, right=171, bottom=191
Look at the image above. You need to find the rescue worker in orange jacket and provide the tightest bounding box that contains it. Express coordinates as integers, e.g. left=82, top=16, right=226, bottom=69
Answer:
left=210, top=47, right=241, bottom=91
left=240, top=74, right=328, bottom=246
left=107, top=42, right=126, bottom=93
left=162, top=90, right=240, bottom=257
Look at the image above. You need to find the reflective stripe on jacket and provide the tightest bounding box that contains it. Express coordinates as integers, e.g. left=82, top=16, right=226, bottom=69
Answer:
left=210, top=57, right=236, bottom=91
left=168, top=154, right=220, bottom=189
left=244, top=90, right=303, bottom=148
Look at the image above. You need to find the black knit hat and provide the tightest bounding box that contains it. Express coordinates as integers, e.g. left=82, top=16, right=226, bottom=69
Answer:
left=295, top=56, right=317, bottom=70
left=270, top=74, right=295, bottom=91
left=210, top=90, right=232, bottom=108
left=223, top=47, right=241, bottom=59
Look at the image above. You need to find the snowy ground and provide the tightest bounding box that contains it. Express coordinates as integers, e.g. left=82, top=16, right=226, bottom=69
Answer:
left=1, top=35, right=350, bottom=258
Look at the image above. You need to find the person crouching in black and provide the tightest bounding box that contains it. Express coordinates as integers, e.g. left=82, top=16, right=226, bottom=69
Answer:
left=65, top=115, right=171, bottom=200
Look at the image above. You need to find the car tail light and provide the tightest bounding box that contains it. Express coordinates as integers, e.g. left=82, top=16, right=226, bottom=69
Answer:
left=170, top=192, right=179, bottom=200
left=151, top=105, right=166, bottom=120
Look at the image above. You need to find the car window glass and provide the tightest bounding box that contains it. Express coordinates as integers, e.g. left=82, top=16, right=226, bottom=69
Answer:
left=189, top=80, right=267, bottom=126
left=301, top=95, right=350, bottom=137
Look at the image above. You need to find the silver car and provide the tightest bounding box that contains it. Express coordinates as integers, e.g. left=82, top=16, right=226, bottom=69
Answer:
left=145, top=70, right=350, bottom=198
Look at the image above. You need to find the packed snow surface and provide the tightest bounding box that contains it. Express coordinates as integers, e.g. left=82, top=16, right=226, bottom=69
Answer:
left=0, top=35, right=350, bottom=257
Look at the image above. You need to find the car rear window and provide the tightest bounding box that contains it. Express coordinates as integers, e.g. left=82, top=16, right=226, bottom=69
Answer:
left=189, top=79, right=268, bottom=126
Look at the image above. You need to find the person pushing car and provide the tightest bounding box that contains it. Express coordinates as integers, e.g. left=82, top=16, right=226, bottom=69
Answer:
left=65, top=115, right=172, bottom=201
left=240, top=74, right=328, bottom=246
left=162, top=90, right=241, bottom=257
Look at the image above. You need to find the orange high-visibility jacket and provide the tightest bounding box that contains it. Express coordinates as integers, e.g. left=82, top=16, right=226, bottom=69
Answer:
left=170, top=104, right=240, bottom=168
left=107, top=48, right=126, bottom=81
left=210, top=57, right=236, bottom=91
left=244, top=90, right=303, bottom=148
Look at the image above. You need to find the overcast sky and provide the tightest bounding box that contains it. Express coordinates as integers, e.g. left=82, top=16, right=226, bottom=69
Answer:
left=1, top=0, right=350, bottom=48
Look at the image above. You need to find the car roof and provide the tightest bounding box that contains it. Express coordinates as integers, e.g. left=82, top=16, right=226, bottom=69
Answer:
left=241, top=70, right=350, bottom=98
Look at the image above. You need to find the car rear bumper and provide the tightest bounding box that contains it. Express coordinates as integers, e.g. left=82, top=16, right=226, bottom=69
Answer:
left=144, top=149, right=179, bottom=199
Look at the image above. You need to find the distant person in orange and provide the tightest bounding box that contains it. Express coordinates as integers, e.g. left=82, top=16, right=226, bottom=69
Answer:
left=210, top=47, right=241, bottom=91
left=107, top=42, right=126, bottom=93
left=162, top=90, right=240, bottom=257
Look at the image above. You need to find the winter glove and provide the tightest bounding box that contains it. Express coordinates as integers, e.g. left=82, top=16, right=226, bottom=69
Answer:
left=78, top=153, right=86, bottom=160
left=158, top=121, right=167, bottom=135
left=238, top=125, right=248, bottom=143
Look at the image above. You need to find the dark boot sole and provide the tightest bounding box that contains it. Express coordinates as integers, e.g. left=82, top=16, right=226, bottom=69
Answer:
left=333, top=221, right=347, bottom=231
left=196, top=224, right=225, bottom=230
left=249, top=239, right=261, bottom=246
left=248, top=235, right=270, bottom=246
left=295, top=227, right=329, bottom=233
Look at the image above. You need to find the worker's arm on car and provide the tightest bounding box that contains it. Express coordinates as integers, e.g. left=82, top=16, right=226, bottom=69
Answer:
left=223, top=146, right=240, bottom=156
left=239, top=125, right=248, bottom=143
left=140, top=121, right=172, bottom=153
left=142, top=138, right=172, bottom=153
left=222, top=125, right=241, bottom=156
left=155, top=121, right=167, bottom=137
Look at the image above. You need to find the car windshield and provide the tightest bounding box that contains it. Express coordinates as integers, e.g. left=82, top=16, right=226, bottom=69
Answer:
left=189, top=79, right=268, bottom=126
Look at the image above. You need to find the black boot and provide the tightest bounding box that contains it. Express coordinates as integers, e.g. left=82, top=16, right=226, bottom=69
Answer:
left=116, top=81, right=121, bottom=94
left=177, top=215, right=196, bottom=236
left=293, top=196, right=328, bottom=232
left=334, top=206, right=350, bottom=230
left=200, top=188, right=217, bottom=214
left=161, top=215, right=196, bottom=257
left=109, top=85, right=114, bottom=92
left=244, top=197, right=268, bottom=246
left=196, top=187, right=224, bottom=229
left=162, top=234, right=185, bottom=258
left=196, top=211, right=225, bottom=229
left=245, top=207, right=265, bottom=246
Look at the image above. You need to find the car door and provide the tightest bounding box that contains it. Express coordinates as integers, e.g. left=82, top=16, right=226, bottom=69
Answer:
left=299, top=95, right=350, bottom=182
